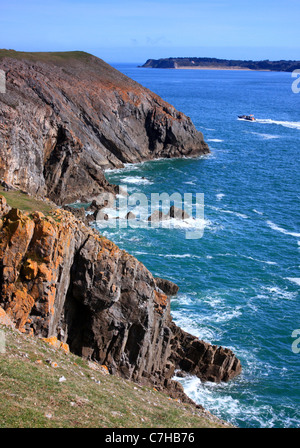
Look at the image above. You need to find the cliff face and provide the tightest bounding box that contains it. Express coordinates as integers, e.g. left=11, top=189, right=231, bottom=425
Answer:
left=0, top=195, right=241, bottom=401
left=0, top=51, right=241, bottom=406
left=0, top=51, right=209, bottom=205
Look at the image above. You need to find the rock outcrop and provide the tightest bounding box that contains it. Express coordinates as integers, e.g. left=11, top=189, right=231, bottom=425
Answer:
left=0, top=50, right=209, bottom=205
left=0, top=195, right=241, bottom=402
left=155, top=277, right=179, bottom=296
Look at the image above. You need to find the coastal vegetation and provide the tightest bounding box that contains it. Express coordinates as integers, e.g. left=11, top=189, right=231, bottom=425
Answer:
left=0, top=325, right=230, bottom=428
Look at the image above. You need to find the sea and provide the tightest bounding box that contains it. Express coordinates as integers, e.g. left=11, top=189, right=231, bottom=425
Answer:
left=97, top=63, right=300, bottom=428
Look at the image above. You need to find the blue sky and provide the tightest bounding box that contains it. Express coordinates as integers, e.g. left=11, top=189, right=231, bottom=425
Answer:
left=1, top=0, right=299, bottom=63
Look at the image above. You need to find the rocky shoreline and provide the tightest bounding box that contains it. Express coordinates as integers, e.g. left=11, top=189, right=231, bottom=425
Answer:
left=0, top=50, right=242, bottom=410
left=0, top=193, right=241, bottom=406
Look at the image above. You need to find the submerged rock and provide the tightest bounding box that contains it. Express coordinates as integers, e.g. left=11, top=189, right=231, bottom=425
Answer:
left=169, top=205, right=190, bottom=220
left=125, top=211, right=136, bottom=220
left=148, top=210, right=169, bottom=222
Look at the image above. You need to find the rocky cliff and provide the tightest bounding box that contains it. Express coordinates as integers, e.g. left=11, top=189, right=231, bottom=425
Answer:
left=0, top=195, right=241, bottom=402
left=0, top=50, right=209, bottom=205
left=0, top=51, right=241, bottom=406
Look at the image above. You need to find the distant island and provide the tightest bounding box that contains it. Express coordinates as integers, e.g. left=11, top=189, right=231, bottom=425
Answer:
left=140, top=57, right=300, bottom=72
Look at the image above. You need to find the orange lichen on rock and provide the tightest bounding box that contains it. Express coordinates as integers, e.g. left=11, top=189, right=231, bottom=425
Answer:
left=29, top=216, right=57, bottom=263
left=59, top=342, right=69, bottom=354
left=0, top=209, right=35, bottom=283
left=42, top=335, right=61, bottom=348
left=42, top=336, right=69, bottom=354
left=153, top=290, right=168, bottom=315
left=5, top=288, right=35, bottom=332
left=0, top=306, right=15, bottom=328
left=0, top=200, right=81, bottom=334
left=100, top=365, right=110, bottom=375
left=21, top=259, right=39, bottom=280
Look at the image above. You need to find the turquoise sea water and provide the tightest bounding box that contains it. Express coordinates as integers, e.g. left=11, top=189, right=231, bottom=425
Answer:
left=99, top=64, right=300, bottom=428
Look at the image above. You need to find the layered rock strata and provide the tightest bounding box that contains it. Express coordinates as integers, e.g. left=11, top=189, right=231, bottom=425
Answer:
left=0, top=196, right=241, bottom=402
left=0, top=51, right=209, bottom=205
left=0, top=51, right=241, bottom=406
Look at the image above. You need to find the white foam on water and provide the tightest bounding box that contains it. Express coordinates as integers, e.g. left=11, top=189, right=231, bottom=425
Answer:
left=209, top=205, right=248, bottom=219
left=172, top=293, right=194, bottom=306
left=256, top=118, right=300, bottom=130
left=216, top=252, right=235, bottom=257
left=94, top=213, right=216, bottom=235
left=171, top=310, right=217, bottom=342
left=247, top=131, right=281, bottom=140
left=184, top=180, right=196, bottom=185
left=171, top=293, right=221, bottom=342
left=286, top=277, right=300, bottom=286
left=173, top=348, right=299, bottom=428
left=241, top=255, right=277, bottom=265
left=259, top=134, right=280, bottom=140
left=203, top=307, right=242, bottom=324
left=105, top=163, right=141, bottom=174
left=253, top=209, right=264, bottom=215
left=186, top=378, right=279, bottom=428
left=221, top=209, right=248, bottom=219
left=160, top=216, right=211, bottom=230
left=213, top=251, right=277, bottom=266
left=132, top=251, right=149, bottom=256
left=207, top=138, right=224, bottom=142
left=162, top=253, right=201, bottom=259
left=216, top=193, right=225, bottom=201
left=121, top=176, right=153, bottom=185
left=201, top=293, right=224, bottom=308
left=266, top=220, right=300, bottom=238
left=257, top=285, right=297, bottom=301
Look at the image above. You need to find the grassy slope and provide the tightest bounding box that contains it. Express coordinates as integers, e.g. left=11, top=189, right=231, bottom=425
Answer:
left=0, top=186, right=54, bottom=215
left=0, top=190, right=232, bottom=428
left=0, top=326, right=231, bottom=428
left=0, top=49, right=92, bottom=63
left=0, top=49, right=158, bottom=96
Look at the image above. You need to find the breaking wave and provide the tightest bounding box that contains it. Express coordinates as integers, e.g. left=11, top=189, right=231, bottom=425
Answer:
left=266, top=220, right=300, bottom=238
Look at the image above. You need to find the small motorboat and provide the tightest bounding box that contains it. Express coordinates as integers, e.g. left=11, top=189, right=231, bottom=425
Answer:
left=238, top=114, right=256, bottom=122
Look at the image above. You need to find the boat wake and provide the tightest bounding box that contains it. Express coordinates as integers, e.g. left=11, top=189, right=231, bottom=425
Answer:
left=256, top=119, right=300, bottom=130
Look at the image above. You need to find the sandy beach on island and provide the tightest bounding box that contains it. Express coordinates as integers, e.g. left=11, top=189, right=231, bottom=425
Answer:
left=173, top=65, right=270, bottom=71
